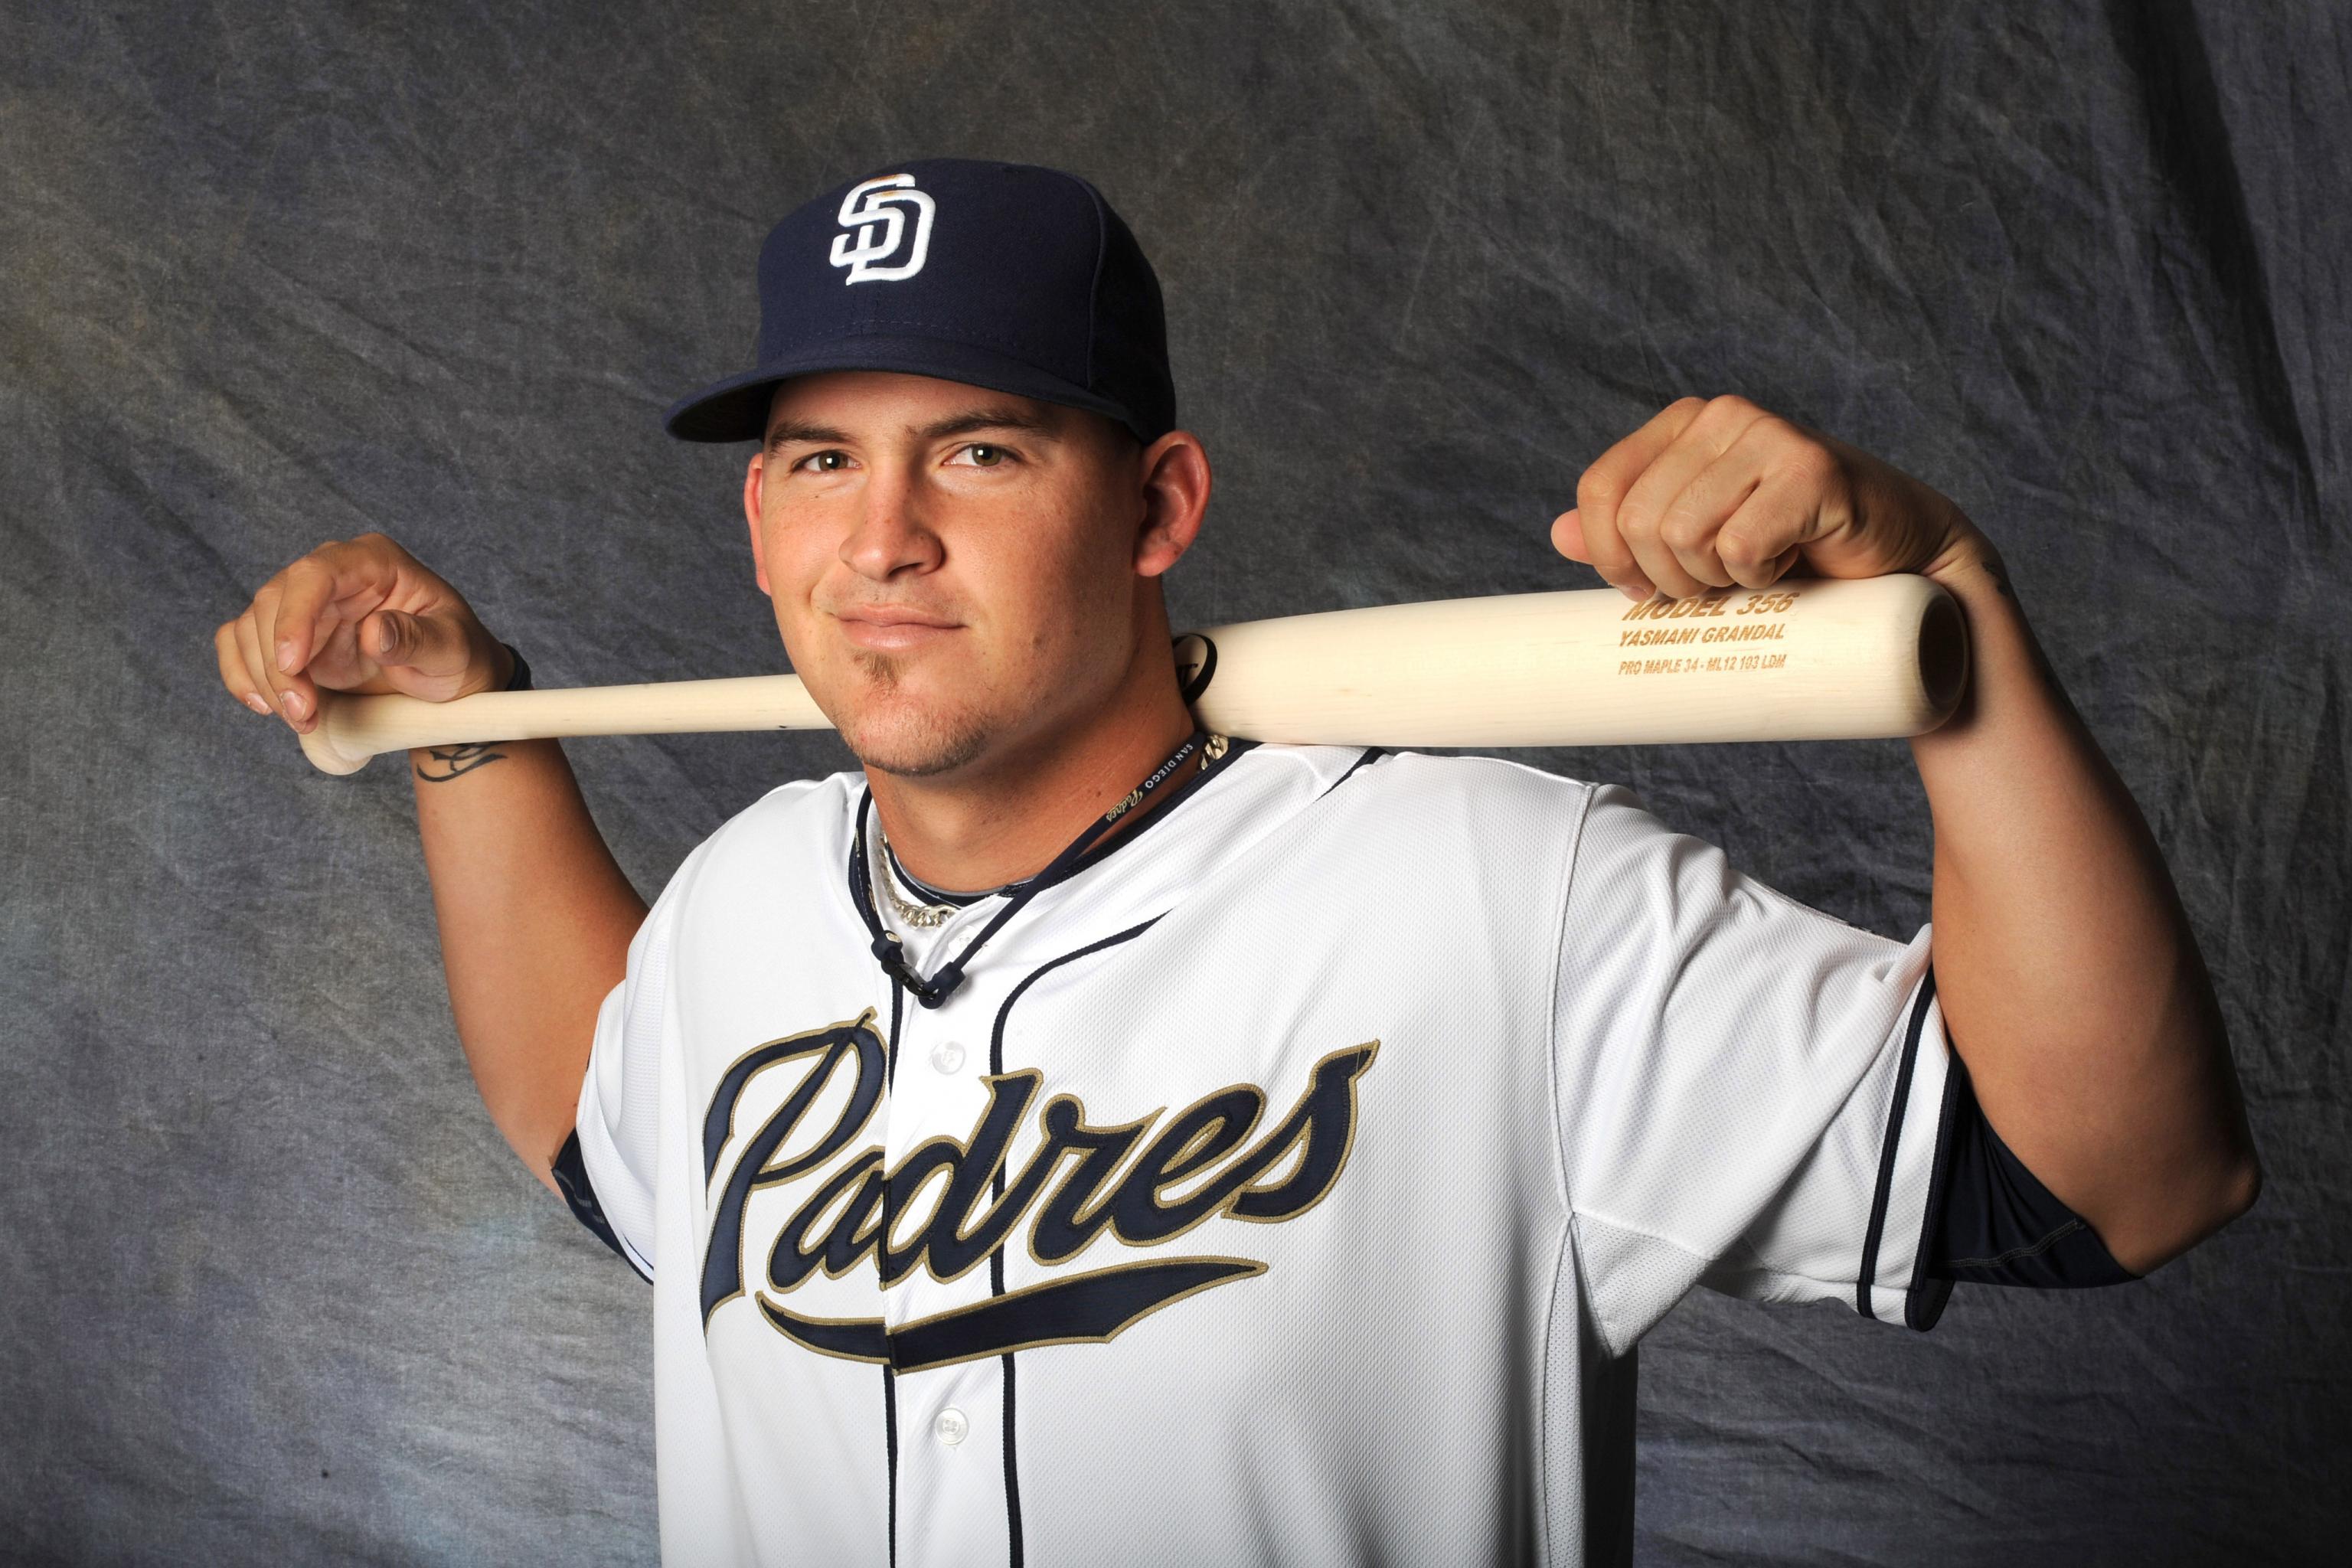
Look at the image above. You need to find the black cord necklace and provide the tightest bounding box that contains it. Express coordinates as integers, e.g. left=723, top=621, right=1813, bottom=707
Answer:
left=846, top=728, right=1239, bottom=1008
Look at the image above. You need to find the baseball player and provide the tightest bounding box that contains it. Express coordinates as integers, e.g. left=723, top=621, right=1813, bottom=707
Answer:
left=214, top=158, right=2259, bottom=1565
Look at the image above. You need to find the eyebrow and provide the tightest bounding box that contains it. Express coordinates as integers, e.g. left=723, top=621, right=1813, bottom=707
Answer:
left=763, top=405, right=1060, bottom=452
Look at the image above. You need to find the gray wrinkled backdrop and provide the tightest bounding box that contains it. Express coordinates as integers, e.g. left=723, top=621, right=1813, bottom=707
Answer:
left=3, top=1, right=2344, bottom=1562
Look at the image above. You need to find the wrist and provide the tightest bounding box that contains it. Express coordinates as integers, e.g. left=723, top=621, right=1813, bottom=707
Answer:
left=1919, top=523, right=2016, bottom=606
left=452, top=637, right=524, bottom=699
left=495, top=642, right=531, bottom=691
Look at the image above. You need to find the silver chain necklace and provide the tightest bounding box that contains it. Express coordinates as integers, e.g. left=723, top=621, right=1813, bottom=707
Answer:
left=875, top=838, right=964, bottom=928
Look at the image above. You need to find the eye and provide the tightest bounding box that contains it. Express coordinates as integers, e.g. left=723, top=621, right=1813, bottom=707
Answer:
left=951, top=443, right=1013, bottom=469
left=793, top=449, right=854, bottom=474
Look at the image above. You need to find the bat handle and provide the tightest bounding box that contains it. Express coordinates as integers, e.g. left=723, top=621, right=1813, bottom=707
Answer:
left=296, top=694, right=375, bottom=776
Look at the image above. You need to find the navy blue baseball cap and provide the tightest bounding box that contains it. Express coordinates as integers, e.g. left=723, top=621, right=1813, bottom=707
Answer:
left=664, top=158, right=1175, bottom=445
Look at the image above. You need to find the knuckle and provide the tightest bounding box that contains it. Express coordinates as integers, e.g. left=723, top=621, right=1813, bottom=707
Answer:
left=1658, top=505, right=1711, bottom=549
left=1705, top=393, right=1759, bottom=420
left=1777, top=439, right=1835, bottom=485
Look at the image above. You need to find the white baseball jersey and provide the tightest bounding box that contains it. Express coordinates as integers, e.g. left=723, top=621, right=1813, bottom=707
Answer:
left=570, top=741, right=1956, bottom=1566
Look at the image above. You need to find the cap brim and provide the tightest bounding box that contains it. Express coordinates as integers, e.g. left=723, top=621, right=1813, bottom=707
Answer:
left=663, top=334, right=1145, bottom=443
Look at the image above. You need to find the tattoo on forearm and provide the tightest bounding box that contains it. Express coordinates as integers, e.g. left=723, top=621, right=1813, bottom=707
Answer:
left=1982, top=557, right=2018, bottom=601
left=415, top=743, right=508, bottom=782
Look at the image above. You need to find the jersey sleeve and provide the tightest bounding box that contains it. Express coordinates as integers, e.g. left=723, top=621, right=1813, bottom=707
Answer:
left=1549, top=782, right=1962, bottom=1357
left=561, top=841, right=710, bottom=1282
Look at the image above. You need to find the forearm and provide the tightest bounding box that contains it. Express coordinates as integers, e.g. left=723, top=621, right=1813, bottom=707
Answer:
left=412, top=736, right=648, bottom=1193
left=1909, top=547, right=2259, bottom=1272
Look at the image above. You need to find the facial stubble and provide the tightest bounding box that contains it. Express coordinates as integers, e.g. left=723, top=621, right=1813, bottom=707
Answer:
left=838, top=648, right=995, bottom=779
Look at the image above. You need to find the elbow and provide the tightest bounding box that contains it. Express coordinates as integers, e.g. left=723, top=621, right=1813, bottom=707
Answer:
left=2214, top=1146, right=2264, bottom=1229
left=2109, top=1145, right=2262, bottom=1277
left=2180, top=1145, right=2264, bottom=1259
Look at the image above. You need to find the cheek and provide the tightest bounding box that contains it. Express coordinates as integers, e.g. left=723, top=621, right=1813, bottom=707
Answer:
left=760, top=514, right=831, bottom=598
left=756, top=521, right=835, bottom=652
left=994, top=527, right=1127, bottom=659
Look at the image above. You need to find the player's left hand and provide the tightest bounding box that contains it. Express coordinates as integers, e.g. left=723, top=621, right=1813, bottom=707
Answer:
left=1552, top=395, right=1992, bottom=600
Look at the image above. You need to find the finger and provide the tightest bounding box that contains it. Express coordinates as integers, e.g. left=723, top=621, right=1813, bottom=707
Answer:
left=1661, top=485, right=1753, bottom=590
left=1716, top=466, right=1830, bottom=588
left=267, top=539, right=400, bottom=678
left=214, top=620, right=275, bottom=715
left=1653, top=444, right=1777, bottom=591
left=1624, top=400, right=1780, bottom=596
left=1616, top=477, right=1718, bottom=602
left=233, top=609, right=315, bottom=732
left=1618, top=428, right=1756, bottom=599
left=246, top=580, right=317, bottom=727
left=1549, top=508, right=1589, bottom=565
left=260, top=552, right=340, bottom=680
left=1577, top=400, right=1706, bottom=599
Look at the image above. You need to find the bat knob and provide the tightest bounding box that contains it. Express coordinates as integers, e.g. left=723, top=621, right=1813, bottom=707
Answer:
left=296, top=694, right=374, bottom=776
left=1915, top=586, right=1971, bottom=728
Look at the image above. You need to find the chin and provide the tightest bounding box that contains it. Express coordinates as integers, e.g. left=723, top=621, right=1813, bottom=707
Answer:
left=828, top=655, right=998, bottom=779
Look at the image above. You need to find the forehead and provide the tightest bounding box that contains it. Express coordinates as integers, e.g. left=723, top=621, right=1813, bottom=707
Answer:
left=763, top=370, right=1066, bottom=437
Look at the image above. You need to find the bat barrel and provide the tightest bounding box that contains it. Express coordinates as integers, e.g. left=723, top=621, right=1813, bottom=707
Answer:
left=1179, top=573, right=1968, bottom=749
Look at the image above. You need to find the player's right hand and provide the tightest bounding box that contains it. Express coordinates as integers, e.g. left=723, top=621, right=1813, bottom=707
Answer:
left=214, top=532, right=511, bottom=735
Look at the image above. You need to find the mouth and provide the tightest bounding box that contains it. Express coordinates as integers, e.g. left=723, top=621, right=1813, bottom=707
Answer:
left=831, top=606, right=963, bottom=652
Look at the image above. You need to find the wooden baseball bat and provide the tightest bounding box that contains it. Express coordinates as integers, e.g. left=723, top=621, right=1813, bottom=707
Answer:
left=294, top=573, right=1968, bottom=776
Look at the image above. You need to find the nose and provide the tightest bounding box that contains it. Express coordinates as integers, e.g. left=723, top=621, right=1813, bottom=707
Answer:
left=838, top=462, right=942, bottom=582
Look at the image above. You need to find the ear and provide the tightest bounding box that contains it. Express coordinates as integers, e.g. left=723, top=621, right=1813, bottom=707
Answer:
left=1132, top=430, right=1211, bottom=580
left=743, top=451, right=772, bottom=596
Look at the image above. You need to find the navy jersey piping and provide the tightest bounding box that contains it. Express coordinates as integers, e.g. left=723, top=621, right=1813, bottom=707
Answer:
left=1903, top=1047, right=1966, bottom=1330
left=982, top=915, right=1163, bottom=1567
left=1857, top=969, right=1939, bottom=1320
left=837, top=743, right=1260, bottom=949
left=840, top=736, right=1258, bottom=1009
left=887, top=841, right=1011, bottom=907
left=884, top=975, right=905, bottom=1563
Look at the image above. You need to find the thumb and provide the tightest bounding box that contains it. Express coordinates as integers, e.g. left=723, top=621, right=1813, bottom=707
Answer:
left=1550, top=507, right=1593, bottom=564
left=362, top=607, right=482, bottom=697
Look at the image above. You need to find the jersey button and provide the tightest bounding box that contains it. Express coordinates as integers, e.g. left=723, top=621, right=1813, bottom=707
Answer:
left=929, top=1040, right=967, bottom=1074
left=933, top=1406, right=969, bottom=1446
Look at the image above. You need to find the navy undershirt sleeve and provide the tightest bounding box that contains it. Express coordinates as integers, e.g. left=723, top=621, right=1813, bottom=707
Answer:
left=552, top=1129, right=649, bottom=1282
left=1922, top=1050, right=2140, bottom=1291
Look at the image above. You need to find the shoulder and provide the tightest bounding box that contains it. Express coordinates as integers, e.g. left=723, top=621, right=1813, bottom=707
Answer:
left=714, top=769, right=863, bottom=848
left=1257, top=743, right=1603, bottom=823
left=643, top=769, right=864, bottom=920
left=1238, top=743, right=1612, bottom=878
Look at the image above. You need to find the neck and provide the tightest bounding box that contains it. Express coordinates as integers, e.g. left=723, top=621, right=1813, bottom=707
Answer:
left=866, top=635, right=1198, bottom=895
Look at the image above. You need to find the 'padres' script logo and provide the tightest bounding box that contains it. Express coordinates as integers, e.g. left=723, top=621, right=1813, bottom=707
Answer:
left=701, top=1013, right=1380, bottom=1372
left=829, top=174, right=935, bottom=284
